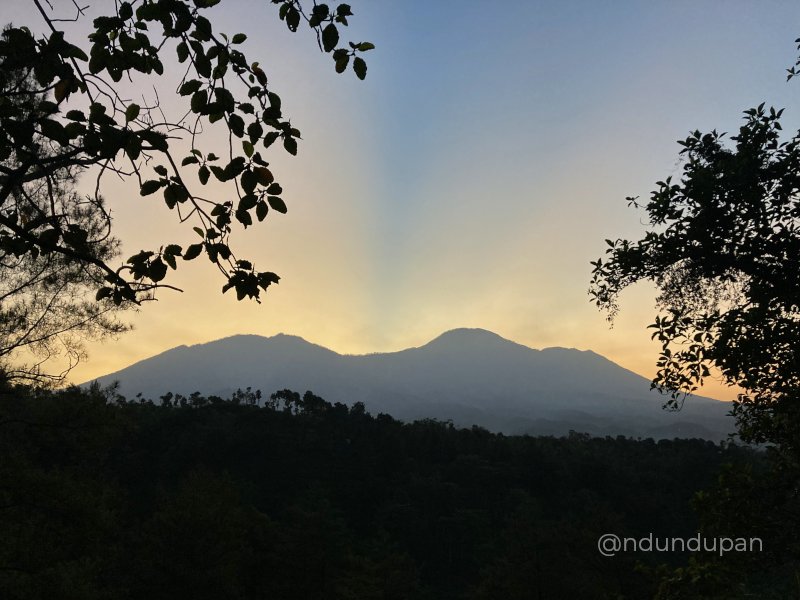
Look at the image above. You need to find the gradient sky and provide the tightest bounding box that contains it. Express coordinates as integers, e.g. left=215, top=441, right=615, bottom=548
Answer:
left=8, top=1, right=800, bottom=400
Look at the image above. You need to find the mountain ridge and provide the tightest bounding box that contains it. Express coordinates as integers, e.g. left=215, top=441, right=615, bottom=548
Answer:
left=88, top=328, right=734, bottom=440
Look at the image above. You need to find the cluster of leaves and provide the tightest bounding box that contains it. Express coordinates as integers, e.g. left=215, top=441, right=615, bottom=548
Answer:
left=590, top=104, right=800, bottom=444
left=1, top=383, right=766, bottom=599
left=0, top=0, right=373, bottom=306
left=786, top=36, right=800, bottom=81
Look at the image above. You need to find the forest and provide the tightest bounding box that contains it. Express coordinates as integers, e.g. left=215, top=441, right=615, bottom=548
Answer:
left=1, top=383, right=792, bottom=599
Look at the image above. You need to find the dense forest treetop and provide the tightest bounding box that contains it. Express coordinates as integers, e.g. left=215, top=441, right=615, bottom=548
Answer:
left=1, top=383, right=777, bottom=599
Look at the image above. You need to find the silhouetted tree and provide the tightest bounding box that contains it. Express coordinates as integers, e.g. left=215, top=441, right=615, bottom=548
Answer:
left=0, top=32, right=129, bottom=385
left=590, top=41, right=800, bottom=592
left=589, top=104, right=799, bottom=444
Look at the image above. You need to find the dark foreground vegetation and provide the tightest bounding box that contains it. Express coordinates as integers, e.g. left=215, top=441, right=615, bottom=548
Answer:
left=0, top=384, right=794, bottom=599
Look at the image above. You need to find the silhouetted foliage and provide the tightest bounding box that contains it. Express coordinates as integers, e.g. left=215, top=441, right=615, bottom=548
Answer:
left=0, top=0, right=372, bottom=311
left=1, top=384, right=775, bottom=599
left=590, top=105, right=799, bottom=435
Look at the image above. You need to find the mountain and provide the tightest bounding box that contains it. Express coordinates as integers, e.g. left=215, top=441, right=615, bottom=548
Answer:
left=88, top=328, right=735, bottom=440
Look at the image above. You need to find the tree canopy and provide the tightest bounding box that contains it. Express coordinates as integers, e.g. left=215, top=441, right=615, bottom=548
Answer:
left=0, top=159, right=127, bottom=386
left=589, top=104, right=800, bottom=446
left=0, top=384, right=765, bottom=599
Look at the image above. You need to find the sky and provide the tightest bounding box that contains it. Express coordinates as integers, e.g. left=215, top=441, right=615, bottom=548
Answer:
left=7, top=0, right=800, bottom=401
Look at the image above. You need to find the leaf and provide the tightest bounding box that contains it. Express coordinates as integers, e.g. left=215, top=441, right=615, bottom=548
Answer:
left=357, top=42, right=375, bottom=51
left=65, top=110, right=86, bottom=121
left=64, top=122, right=85, bottom=140
left=140, top=130, right=168, bottom=151
left=210, top=165, right=226, bottom=181
left=353, top=56, right=367, bottom=80
left=40, top=119, right=66, bottom=143
left=322, top=24, right=339, bottom=52
left=198, top=165, right=210, bottom=185
left=128, top=250, right=154, bottom=266
left=286, top=7, right=300, bottom=32
left=232, top=33, right=247, bottom=44
left=180, top=79, right=202, bottom=96
left=257, top=271, right=280, bottom=288
left=263, top=131, right=281, bottom=148
left=239, top=193, right=258, bottom=210
left=195, top=15, right=213, bottom=40
left=247, top=121, right=264, bottom=143
left=242, top=140, right=254, bottom=157
left=267, top=91, right=282, bottom=112
left=223, top=156, right=246, bottom=179
left=335, top=54, right=349, bottom=74
left=214, top=87, right=235, bottom=112
left=54, top=78, right=71, bottom=103
left=235, top=208, right=253, bottom=227
left=151, top=57, right=164, bottom=75
left=149, top=257, right=168, bottom=282
left=228, top=113, right=245, bottom=137
left=256, top=200, right=268, bottom=221
left=267, top=195, right=287, bottom=213
left=163, top=186, right=179, bottom=208
left=183, top=243, right=204, bottom=260
left=163, top=184, right=188, bottom=208
left=96, top=287, right=113, bottom=301
left=119, top=1, right=133, bottom=20
left=241, top=169, right=257, bottom=193
left=309, top=3, right=329, bottom=26
left=254, top=167, right=274, bottom=185
left=176, top=41, right=189, bottom=63
left=190, top=90, right=207, bottom=113
left=283, top=136, right=297, bottom=156
left=140, top=180, right=162, bottom=196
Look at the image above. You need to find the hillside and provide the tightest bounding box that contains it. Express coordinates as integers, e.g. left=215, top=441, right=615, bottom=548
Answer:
left=90, top=328, right=734, bottom=439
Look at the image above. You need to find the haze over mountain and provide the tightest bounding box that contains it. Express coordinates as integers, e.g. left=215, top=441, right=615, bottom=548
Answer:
left=89, top=328, right=735, bottom=440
